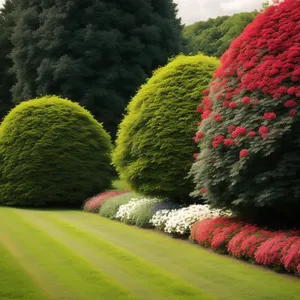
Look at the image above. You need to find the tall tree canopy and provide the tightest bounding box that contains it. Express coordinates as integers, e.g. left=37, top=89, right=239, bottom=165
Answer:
left=11, top=0, right=183, bottom=137
left=183, top=11, right=257, bottom=58
left=0, top=0, right=17, bottom=119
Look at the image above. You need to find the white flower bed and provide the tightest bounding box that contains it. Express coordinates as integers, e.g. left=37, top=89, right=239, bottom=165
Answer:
left=116, top=197, right=160, bottom=223
left=150, top=204, right=231, bottom=235
left=149, top=209, right=174, bottom=230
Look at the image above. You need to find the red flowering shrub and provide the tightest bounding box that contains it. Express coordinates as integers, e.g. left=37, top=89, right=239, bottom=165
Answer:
left=280, top=237, right=300, bottom=274
left=255, top=234, right=292, bottom=271
left=211, top=221, right=244, bottom=253
left=190, top=217, right=242, bottom=250
left=228, top=227, right=274, bottom=259
left=83, top=190, right=130, bottom=213
left=190, top=0, right=300, bottom=225
left=192, top=216, right=300, bottom=276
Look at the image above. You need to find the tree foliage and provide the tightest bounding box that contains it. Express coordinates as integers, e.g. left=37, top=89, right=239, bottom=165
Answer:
left=0, top=0, right=17, bottom=119
left=183, top=11, right=257, bottom=58
left=0, top=96, right=113, bottom=207
left=190, top=0, right=300, bottom=225
left=11, top=0, right=183, bottom=138
left=113, top=54, right=219, bottom=203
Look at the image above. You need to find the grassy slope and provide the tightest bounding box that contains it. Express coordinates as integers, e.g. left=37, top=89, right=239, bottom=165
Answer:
left=1, top=208, right=300, bottom=300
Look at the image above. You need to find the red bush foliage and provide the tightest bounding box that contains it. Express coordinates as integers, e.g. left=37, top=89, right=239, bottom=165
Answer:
left=228, top=226, right=274, bottom=259
left=83, top=190, right=130, bottom=213
left=281, top=237, right=300, bottom=273
left=191, top=217, right=300, bottom=276
left=190, top=0, right=300, bottom=224
left=191, top=217, right=243, bottom=251
left=211, top=221, right=244, bottom=252
left=254, top=235, right=288, bottom=269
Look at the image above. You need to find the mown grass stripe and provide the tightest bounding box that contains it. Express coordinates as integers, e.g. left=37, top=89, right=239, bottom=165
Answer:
left=0, top=208, right=137, bottom=300
left=50, top=210, right=300, bottom=300
left=17, top=209, right=214, bottom=300
left=0, top=240, right=48, bottom=300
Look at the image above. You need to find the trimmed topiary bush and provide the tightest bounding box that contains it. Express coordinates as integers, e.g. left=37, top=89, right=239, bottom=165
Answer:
left=190, top=0, right=300, bottom=225
left=0, top=96, right=113, bottom=207
left=113, top=54, right=219, bottom=203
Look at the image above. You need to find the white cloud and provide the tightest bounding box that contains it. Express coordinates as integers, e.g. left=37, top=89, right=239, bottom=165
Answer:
left=174, top=0, right=264, bottom=24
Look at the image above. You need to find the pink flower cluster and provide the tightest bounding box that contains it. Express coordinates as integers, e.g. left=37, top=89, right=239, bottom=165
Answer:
left=83, top=190, right=130, bottom=213
left=191, top=217, right=300, bottom=276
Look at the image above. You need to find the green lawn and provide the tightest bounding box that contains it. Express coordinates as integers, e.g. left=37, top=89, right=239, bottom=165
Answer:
left=1, top=208, right=299, bottom=300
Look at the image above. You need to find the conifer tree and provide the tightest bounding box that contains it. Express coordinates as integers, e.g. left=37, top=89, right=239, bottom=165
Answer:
left=11, top=0, right=183, bottom=137
left=0, top=0, right=17, bottom=119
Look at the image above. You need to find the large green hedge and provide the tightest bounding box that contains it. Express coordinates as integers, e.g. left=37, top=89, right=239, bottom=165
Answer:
left=113, top=54, right=219, bottom=203
left=0, top=96, right=113, bottom=207
left=190, top=0, right=300, bottom=225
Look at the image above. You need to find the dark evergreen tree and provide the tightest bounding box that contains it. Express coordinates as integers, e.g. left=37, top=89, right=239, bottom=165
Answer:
left=11, top=0, right=183, bottom=138
left=11, top=0, right=42, bottom=101
left=0, top=0, right=17, bottom=119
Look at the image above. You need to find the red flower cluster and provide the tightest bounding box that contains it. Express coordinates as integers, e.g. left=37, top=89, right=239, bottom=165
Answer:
left=214, top=0, right=300, bottom=102
left=259, top=126, right=269, bottom=139
left=241, top=96, right=251, bottom=104
left=193, top=131, right=204, bottom=143
left=228, top=125, right=236, bottom=133
left=284, top=100, right=297, bottom=108
left=231, top=126, right=247, bottom=138
left=191, top=217, right=242, bottom=248
left=229, top=102, right=237, bottom=109
left=224, top=139, right=235, bottom=146
left=211, top=222, right=244, bottom=252
left=83, top=190, right=130, bottom=213
left=213, top=113, right=223, bottom=122
left=239, top=149, right=249, bottom=158
left=228, top=226, right=274, bottom=259
left=262, top=112, right=276, bottom=120
left=191, top=217, right=300, bottom=276
left=212, top=135, right=224, bottom=148
left=247, top=131, right=256, bottom=137
left=255, top=234, right=296, bottom=269
left=200, top=188, right=208, bottom=194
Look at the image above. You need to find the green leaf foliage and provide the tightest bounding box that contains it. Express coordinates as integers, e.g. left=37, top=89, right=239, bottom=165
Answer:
left=11, top=0, right=183, bottom=138
left=99, top=192, right=139, bottom=219
left=183, top=11, right=257, bottom=58
left=130, top=200, right=179, bottom=228
left=0, top=0, right=17, bottom=119
left=113, top=54, right=219, bottom=203
left=0, top=96, right=113, bottom=207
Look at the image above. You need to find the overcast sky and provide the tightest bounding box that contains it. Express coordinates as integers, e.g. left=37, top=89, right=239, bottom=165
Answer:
left=174, top=0, right=264, bottom=24
left=0, top=0, right=265, bottom=25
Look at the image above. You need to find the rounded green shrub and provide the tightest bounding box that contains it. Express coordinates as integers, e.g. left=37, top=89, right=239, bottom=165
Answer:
left=0, top=96, right=113, bottom=207
left=113, top=54, right=219, bottom=203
